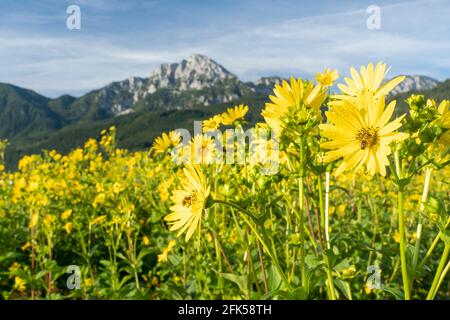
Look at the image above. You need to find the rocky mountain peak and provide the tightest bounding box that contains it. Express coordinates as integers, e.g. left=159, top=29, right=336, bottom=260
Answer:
left=390, top=75, right=440, bottom=95
left=147, top=54, right=236, bottom=93
left=88, top=56, right=443, bottom=118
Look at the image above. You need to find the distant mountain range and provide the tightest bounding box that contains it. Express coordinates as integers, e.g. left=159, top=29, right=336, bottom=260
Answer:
left=0, top=54, right=447, bottom=168
left=388, top=75, right=439, bottom=95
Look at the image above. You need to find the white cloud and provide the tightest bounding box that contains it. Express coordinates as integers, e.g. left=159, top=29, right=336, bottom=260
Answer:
left=0, top=0, right=448, bottom=97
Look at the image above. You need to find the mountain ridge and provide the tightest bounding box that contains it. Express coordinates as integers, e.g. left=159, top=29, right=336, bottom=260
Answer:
left=0, top=54, right=447, bottom=168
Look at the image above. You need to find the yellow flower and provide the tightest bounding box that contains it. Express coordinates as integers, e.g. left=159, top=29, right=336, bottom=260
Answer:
left=249, top=131, right=281, bottom=168
left=332, top=62, right=405, bottom=105
left=84, top=278, right=94, bottom=288
left=49, top=150, right=62, bottom=161
left=437, top=100, right=450, bottom=145
left=261, top=77, right=326, bottom=132
left=341, top=265, right=356, bottom=277
left=143, top=235, right=151, bottom=246
left=90, top=215, right=107, bottom=226
left=112, top=182, right=124, bottom=194
left=151, top=276, right=159, bottom=286
left=14, top=276, right=26, bottom=292
left=151, top=131, right=181, bottom=155
left=316, top=68, right=339, bottom=87
left=393, top=231, right=401, bottom=243
left=177, top=135, right=216, bottom=165
left=203, top=114, right=223, bottom=132
left=61, top=209, right=72, bottom=220
left=35, top=194, right=48, bottom=207
left=337, top=204, right=347, bottom=217
left=320, top=93, right=408, bottom=176
left=18, top=155, right=38, bottom=171
left=221, top=104, right=248, bottom=126
left=21, top=242, right=31, bottom=251
left=158, top=239, right=177, bottom=262
left=93, top=193, right=106, bottom=207
left=167, top=240, right=176, bottom=250
left=119, top=203, right=135, bottom=215
left=111, top=215, right=122, bottom=225
left=28, top=180, right=39, bottom=192
left=173, top=275, right=181, bottom=285
left=164, top=165, right=211, bottom=241
left=29, top=211, right=39, bottom=229
left=157, top=177, right=174, bottom=201
left=9, top=262, right=21, bottom=273
left=84, top=138, right=98, bottom=150
left=157, top=248, right=169, bottom=263
left=43, top=214, right=56, bottom=229
left=63, top=222, right=73, bottom=234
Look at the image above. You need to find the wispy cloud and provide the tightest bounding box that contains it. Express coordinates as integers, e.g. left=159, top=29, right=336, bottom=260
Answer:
left=0, top=0, right=448, bottom=97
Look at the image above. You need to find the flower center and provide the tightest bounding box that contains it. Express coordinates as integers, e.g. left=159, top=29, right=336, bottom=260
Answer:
left=356, top=127, right=378, bottom=150
left=182, top=194, right=197, bottom=208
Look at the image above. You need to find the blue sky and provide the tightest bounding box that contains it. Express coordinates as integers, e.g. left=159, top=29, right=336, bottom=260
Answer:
left=0, top=0, right=449, bottom=97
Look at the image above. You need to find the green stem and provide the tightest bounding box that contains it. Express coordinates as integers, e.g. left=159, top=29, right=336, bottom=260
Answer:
left=435, top=260, right=450, bottom=297
left=324, top=254, right=337, bottom=300
left=418, top=218, right=450, bottom=270
left=213, top=199, right=259, bottom=222
left=426, top=244, right=450, bottom=300
left=240, top=213, right=292, bottom=291
left=398, top=189, right=411, bottom=300
left=324, top=171, right=331, bottom=249
left=412, top=168, right=432, bottom=276
left=299, top=175, right=306, bottom=286
left=389, top=258, right=400, bottom=282
left=367, top=196, right=378, bottom=270
left=394, top=151, right=411, bottom=300
left=298, top=135, right=306, bottom=287
left=257, top=240, right=269, bottom=294
left=317, top=174, right=325, bottom=248
left=322, top=170, right=337, bottom=299
left=213, top=169, right=224, bottom=296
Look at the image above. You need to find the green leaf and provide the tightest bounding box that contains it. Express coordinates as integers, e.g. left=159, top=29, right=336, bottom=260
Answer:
left=334, top=279, right=351, bottom=300
left=99, top=260, right=111, bottom=268
left=0, top=252, right=23, bottom=264
left=383, top=287, right=405, bottom=300
left=273, top=287, right=307, bottom=300
left=220, top=273, right=250, bottom=298
left=334, top=258, right=352, bottom=271
left=267, top=264, right=282, bottom=292
left=439, top=230, right=450, bottom=245
left=305, top=254, right=323, bottom=269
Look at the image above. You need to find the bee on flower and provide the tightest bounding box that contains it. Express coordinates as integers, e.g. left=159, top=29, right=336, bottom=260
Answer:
left=164, top=165, right=211, bottom=241
left=320, top=66, right=409, bottom=176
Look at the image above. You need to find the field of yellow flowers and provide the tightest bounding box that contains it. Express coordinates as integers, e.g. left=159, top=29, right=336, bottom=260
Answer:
left=0, top=62, right=449, bottom=300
